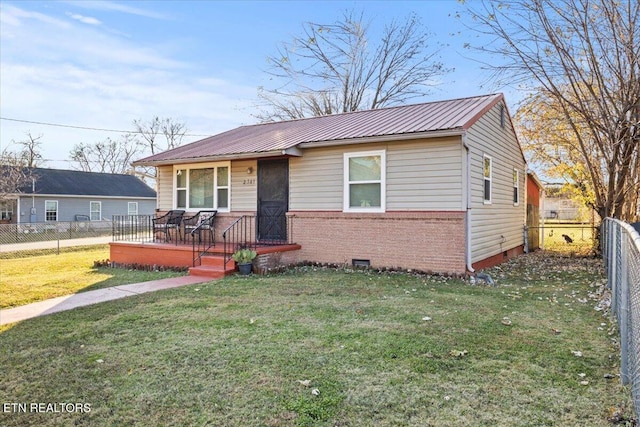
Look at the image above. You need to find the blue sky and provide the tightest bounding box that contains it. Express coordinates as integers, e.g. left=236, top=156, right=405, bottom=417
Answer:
left=0, top=0, right=522, bottom=169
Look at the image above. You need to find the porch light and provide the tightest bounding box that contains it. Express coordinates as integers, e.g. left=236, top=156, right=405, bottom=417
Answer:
left=247, top=167, right=253, bottom=174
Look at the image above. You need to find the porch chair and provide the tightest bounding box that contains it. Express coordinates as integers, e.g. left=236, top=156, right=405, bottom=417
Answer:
left=183, top=210, right=217, bottom=245
left=152, top=210, right=185, bottom=244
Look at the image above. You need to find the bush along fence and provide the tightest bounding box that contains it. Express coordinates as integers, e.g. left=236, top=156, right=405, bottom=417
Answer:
left=0, top=220, right=112, bottom=255
left=602, top=218, right=640, bottom=422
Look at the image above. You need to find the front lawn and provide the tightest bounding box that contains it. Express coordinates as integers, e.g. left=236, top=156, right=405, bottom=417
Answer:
left=0, top=253, right=635, bottom=426
left=0, top=245, right=186, bottom=308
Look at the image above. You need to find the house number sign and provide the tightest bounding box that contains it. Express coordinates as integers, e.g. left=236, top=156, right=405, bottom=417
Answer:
left=242, top=178, right=256, bottom=185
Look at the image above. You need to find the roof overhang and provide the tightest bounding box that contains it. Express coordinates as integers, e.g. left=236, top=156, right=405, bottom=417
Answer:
left=133, top=147, right=303, bottom=167
left=297, top=129, right=465, bottom=149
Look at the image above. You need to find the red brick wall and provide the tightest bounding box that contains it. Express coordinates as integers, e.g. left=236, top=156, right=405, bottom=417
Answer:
left=288, top=211, right=466, bottom=274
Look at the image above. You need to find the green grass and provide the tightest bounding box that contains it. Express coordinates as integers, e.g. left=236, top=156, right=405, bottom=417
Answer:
left=0, top=245, right=186, bottom=308
left=541, top=223, right=597, bottom=255
left=0, top=252, right=635, bottom=426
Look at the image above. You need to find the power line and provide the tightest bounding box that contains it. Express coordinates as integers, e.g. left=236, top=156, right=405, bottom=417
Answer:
left=0, top=116, right=211, bottom=137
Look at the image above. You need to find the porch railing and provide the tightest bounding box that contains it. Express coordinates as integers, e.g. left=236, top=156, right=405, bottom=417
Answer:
left=112, top=215, right=153, bottom=242
left=222, top=214, right=293, bottom=267
left=191, top=220, right=216, bottom=267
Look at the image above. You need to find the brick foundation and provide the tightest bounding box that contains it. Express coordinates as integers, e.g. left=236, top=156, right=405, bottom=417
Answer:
left=471, top=245, right=525, bottom=271
left=288, top=211, right=467, bottom=274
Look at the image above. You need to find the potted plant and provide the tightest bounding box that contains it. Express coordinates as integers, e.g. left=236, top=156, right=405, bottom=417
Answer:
left=232, top=248, right=257, bottom=275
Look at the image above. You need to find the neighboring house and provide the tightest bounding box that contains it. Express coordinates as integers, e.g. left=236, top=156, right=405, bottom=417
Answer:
left=0, top=168, right=156, bottom=224
left=133, top=93, right=527, bottom=274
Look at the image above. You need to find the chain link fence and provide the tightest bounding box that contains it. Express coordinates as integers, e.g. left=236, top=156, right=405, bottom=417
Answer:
left=602, top=218, right=640, bottom=422
left=0, top=220, right=112, bottom=256
left=526, top=222, right=597, bottom=254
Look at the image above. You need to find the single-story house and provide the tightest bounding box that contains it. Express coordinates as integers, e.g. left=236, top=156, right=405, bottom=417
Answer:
left=0, top=168, right=156, bottom=224
left=127, top=93, right=527, bottom=275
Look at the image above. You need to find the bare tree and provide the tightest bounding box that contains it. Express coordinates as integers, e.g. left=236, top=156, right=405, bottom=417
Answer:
left=257, top=10, right=451, bottom=121
left=69, top=134, right=141, bottom=174
left=132, top=116, right=188, bottom=184
left=14, top=132, right=45, bottom=168
left=133, top=116, right=188, bottom=155
left=0, top=147, right=33, bottom=199
left=463, top=0, right=640, bottom=222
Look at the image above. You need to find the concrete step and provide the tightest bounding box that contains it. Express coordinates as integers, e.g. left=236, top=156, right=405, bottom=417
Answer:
left=188, top=255, right=236, bottom=278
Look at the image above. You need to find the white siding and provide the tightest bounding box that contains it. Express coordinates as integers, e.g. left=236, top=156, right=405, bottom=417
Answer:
left=467, top=102, right=527, bottom=263
left=231, top=159, right=257, bottom=211
left=290, top=138, right=464, bottom=211
left=157, top=166, right=173, bottom=211
left=387, top=139, right=464, bottom=211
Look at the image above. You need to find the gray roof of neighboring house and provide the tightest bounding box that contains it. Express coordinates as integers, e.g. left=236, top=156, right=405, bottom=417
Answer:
left=135, top=93, right=506, bottom=166
left=18, top=168, right=156, bottom=198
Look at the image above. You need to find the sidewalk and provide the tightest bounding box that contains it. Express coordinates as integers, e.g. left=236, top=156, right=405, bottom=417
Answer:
left=0, top=275, right=211, bottom=326
left=0, top=236, right=113, bottom=252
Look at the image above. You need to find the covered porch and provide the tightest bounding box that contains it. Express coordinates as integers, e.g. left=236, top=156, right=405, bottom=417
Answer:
left=109, top=213, right=300, bottom=278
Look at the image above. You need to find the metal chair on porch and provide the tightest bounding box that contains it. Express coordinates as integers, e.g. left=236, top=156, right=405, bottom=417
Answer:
left=183, top=210, right=217, bottom=245
left=152, top=210, right=185, bottom=244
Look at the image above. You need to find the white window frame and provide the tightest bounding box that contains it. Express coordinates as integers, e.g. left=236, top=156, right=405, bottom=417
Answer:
left=343, top=150, right=386, bottom=213
left=128, top=202, right=138, bottom=216
left=513, top=168, right=520, bottom=206
left=483, top=155, right=492, bottom=205
left=45, top=200, right=58, bottom=222
left=90, top=201, right=102, bottom=221
left=173, top=162, right=231, bottom=212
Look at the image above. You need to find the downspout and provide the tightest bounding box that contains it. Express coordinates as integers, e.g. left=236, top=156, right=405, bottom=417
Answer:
left=463, top=134, right=475, bottom=273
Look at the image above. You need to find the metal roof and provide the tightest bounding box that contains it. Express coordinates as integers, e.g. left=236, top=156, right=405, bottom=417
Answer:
left=135, top=93, right=504, bottom=166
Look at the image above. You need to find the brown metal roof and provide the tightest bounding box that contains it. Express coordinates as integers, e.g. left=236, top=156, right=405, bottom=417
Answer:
left=135, top=93, right=504, bottom=165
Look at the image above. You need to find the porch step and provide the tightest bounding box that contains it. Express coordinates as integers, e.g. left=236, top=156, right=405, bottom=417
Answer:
left=188, top=255, right=237, bottom=279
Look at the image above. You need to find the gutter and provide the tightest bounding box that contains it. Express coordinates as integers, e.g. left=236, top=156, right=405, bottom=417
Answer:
left=463, top=133, right=475, bottom=273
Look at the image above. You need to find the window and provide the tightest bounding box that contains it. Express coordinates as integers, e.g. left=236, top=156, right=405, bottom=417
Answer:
left=344, top=150, right=385, bottom=212
left=483, top=155, right=492, bottom=204
left=174, top=164, right=230, bottom=211
left=90, top=201, right=101, bottom=221
left=45, top=200, right=58, bottom=221
left=128, top=202, right=138, bottom=216
left=513, top=169, right=520, bottom=205
left=0, top=200, right=13, bottom=221
left=499, top=104, right=505, bottom=128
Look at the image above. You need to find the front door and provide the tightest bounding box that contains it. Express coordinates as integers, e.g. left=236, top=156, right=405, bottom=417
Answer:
left=257, top=159, right=289, bottom=242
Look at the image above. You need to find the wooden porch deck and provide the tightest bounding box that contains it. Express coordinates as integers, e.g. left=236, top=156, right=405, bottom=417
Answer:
left=109, top=240, right=301, bottom=279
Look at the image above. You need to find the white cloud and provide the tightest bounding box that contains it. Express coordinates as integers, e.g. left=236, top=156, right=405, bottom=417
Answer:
left=66, top=12, right=102, bottom=26
left=61, top=0, right=169, bottom=20
left=0, top=3, right=258, bottom=168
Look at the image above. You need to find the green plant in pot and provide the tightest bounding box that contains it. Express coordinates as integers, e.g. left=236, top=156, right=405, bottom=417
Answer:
left=232, top=249, right=257, bottom=275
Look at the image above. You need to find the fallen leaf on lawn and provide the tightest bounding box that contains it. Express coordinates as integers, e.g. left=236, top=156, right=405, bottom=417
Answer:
left=96, top=359, right=104, bottom=363
left=298, top=380, right=311, bottom=387
left=449, top=350, right=468, bottom=357
left=422, top=316, right=432, bottom=321
left=580, top=381, right=589, bottom=386
left=572, top=350, right=583, bottom=357
left=501, top=319, right=512, bottom=326
left=551, top=328, right=562, bottom=335
left=578, top=373, right=586, bottom=378
left=311, top=388, right=320, bottom=396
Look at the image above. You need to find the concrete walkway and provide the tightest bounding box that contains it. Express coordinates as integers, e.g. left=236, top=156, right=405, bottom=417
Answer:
left=0, top=275, right=211, bottom=326
left=0, top=236, right=113, bottom=252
